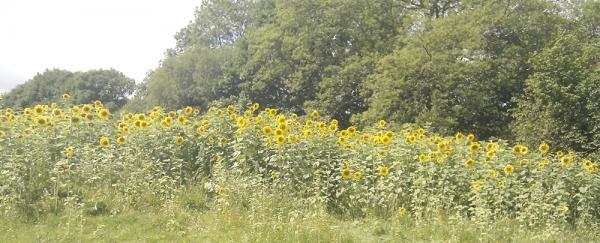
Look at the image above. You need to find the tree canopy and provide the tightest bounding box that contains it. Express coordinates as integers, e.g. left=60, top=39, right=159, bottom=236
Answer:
left=2, top=68, right=135, bottom=110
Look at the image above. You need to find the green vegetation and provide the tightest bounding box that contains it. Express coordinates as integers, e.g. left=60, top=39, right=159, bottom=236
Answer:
left=1, top=0, right=599, bottom=241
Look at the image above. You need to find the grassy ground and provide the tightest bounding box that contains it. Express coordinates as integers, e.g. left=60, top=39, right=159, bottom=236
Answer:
left=1, top=208, right=597, bottom=243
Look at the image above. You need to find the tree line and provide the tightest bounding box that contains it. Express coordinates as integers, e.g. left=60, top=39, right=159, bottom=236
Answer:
left=2, top=0, right=599, bottom=157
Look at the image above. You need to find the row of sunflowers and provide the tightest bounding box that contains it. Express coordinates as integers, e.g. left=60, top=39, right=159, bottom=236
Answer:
left=0, top=95, right=598, bottom=226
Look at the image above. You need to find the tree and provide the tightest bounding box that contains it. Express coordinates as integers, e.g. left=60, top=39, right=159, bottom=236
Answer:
left=512, top=32, right=600, bottom=154
left=355, top=0, right=567, bottom=138
left=2, top=68, right=135, bottom=110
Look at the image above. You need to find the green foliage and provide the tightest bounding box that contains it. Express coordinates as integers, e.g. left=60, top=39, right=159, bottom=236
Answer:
left=512, top=32, right=600, bottom=154
left=2, top=69, right=135, bottom=111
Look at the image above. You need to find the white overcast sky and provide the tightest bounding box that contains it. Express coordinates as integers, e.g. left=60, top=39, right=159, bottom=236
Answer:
left=0, top=0, right=200, bottom=93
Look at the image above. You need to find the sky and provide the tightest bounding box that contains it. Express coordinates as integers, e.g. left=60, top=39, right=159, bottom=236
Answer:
left=0, top=0, right=200, bottom=93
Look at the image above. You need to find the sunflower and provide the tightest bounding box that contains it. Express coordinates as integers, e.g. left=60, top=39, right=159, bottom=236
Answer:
left=275, top=135, right=286, bottom=144
left=62, top=93, right=71, bottom=100
left=466, top=133, right=475, bottom=141
left=469, top=142, right=481, bottom=152
left=341, top=168, right=351, bottom=180
left=175, top=136, right=184, bottom=145
left=378, top=166, right=389, bottom=177
left=277, top=122, right=288, bottom=131
left=588, top=164, right=598, bottom=173
left=347, top=126, right=357, bottom=135
left=465, top=158, right=475, bottom=167
left=35, top=116, right=49, bottom=126
left=65, top=147, right=74, bottom=156
left=378, top=120, right=386, bottom=128
left=353, top=171, right=362, bottom=180
left=538, top=143, right=550, bottom=154
left=99, top=136, right=110, bottom=147
left=274, top=129, right=284, bottom=136
left=52, top=109, right=62, bottom=116
left=116, top=136, right=126, bottom=145
left=65, top=114, right=78, bottom=124
left=489, top=170, right=499, bottom=178
left=560, top=156, right=572, bottom=166
left=97, top=108, right=110, bottom=119
left=512, top=145, right=528, bottom=155
left=94, top=100, right=103, bottom=108
left=262, top=126, right=273, bottom=135
left=311, top=110, right=319, bottom=119
left=81, top=104, right=92, bottom=113
left=236, top=117, right=248, bottom=128
left=303, top=129, right=313, bottom=137
left=184, top=106, right=193, bottom=115
left=398, top=207, right=407, bottom=215
left=329, top=123, right=338, bottom=131
left=418, top=154, right=428, bottom=162
left=503, top=164, right=514, bottom=174
left=380, top=136, right=392, bottom=145
left=406, top=135, right=416, bottom=144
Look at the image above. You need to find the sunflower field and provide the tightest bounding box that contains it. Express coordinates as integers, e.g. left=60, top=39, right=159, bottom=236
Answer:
left=1, top=96, right=600, bottom=241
